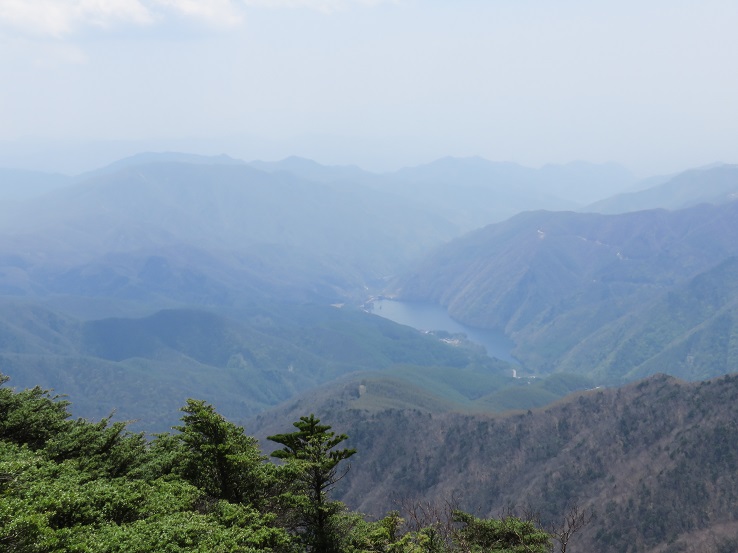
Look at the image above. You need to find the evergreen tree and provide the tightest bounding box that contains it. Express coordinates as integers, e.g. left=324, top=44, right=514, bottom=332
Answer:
left=268, top=414, right=356, bottom=553
left=0, top=373, right=70, bottom=450
left=1, top=373, right=567, bottom=553
left=175, top=398, right=268, bottom=507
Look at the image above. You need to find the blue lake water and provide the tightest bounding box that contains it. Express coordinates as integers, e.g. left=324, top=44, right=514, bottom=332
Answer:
left=369, top=299, right=517, bottom=364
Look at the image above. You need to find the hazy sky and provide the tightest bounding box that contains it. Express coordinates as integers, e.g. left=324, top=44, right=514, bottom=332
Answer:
left=1, top=0, right=737, bottom=175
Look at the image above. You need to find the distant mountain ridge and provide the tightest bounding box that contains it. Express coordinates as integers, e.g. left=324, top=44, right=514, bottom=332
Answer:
left=249, top=155, right=373, bottom=184
left=586, top=164, right=738, bottom=214
left=0, top=159, right=456, bottom=309
left=242, top=155, right=637, bottom=232
left=370, top=157, right=636, bottom=231
left=0, top=153, right=645, bottom=313
left=391, top=157, right=635, bottom=203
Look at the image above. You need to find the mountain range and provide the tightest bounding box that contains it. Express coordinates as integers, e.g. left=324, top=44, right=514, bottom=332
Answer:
left=0, top=158, right=458, bottom=314
left=3, top=151, right=738, bottom=551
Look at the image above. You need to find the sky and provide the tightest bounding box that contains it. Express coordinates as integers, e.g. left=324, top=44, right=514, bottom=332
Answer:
left=1, top=0, right=737, bottom=176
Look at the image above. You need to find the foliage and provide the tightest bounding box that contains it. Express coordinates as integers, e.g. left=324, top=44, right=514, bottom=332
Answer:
left=452, top=511, right=551, bottom=553
left=0, top=374, right=290, bottom=552
left=269, top=414, right=357, bottom=553
left=0, top=373, right=567, bottom=553
left=0, top=374, right=70, bottom=450
left=174, top=399, right=269, bottom=506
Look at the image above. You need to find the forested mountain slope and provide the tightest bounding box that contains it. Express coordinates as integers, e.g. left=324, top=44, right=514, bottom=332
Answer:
left=250, top=373, right=738, bottom=553
left=555, top=256, right=738, bottom=381
left=393, top=201, right=738, bottom=377
left=8, top=367, right=738, bottom=553
left=0, top=300, right=506, bottom=431
left=0, top=372, right=565, bottom=553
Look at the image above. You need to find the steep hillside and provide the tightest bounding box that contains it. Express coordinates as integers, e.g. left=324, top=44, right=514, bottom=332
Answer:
left=251, top=374, right=738, bottom=553
left=393, top=202, right=738, bottom=375
left=586, top=164, right=738, bottom=214
left=555, top=256, right=738, bottom=381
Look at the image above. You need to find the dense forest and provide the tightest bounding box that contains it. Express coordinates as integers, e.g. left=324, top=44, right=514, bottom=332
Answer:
left=7, top=371, right=738, bottom=552
left=1, top=373, right=566, bottom=553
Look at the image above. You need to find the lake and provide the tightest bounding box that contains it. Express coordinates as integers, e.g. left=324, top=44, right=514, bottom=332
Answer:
left=368, top=298, right=517, bottom=364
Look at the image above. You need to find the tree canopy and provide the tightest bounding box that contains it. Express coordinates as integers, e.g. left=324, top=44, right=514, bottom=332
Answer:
left=0, top=373, right=557, bottom=552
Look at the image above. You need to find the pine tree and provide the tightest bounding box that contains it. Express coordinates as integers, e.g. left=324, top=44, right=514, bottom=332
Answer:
left=268, top=414, right=356, bottom=553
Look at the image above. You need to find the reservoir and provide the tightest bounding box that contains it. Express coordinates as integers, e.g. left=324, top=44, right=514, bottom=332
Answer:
left=368, top=298, right=517, bottom=364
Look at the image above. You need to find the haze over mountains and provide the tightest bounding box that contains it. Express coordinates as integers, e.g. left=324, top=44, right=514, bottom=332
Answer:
left=0, top=158, right=454, bottom=311
left=2, top=153, right=737, bottom=410
left=586, top=164, right=738, bottom=214
left=0, top=153, right=646, bottom=314
left=2, top=151, right=738, bottom=551
left=2, top=152, right=641, bottom=425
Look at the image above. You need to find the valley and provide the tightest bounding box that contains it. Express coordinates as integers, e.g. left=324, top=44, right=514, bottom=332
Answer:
left=4, top=3, right=738, bottom=550
left=2, top=152, right=738, bottom=551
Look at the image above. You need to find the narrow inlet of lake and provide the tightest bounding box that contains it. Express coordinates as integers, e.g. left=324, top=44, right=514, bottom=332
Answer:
left=368, top=299, right=517, bottom=364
